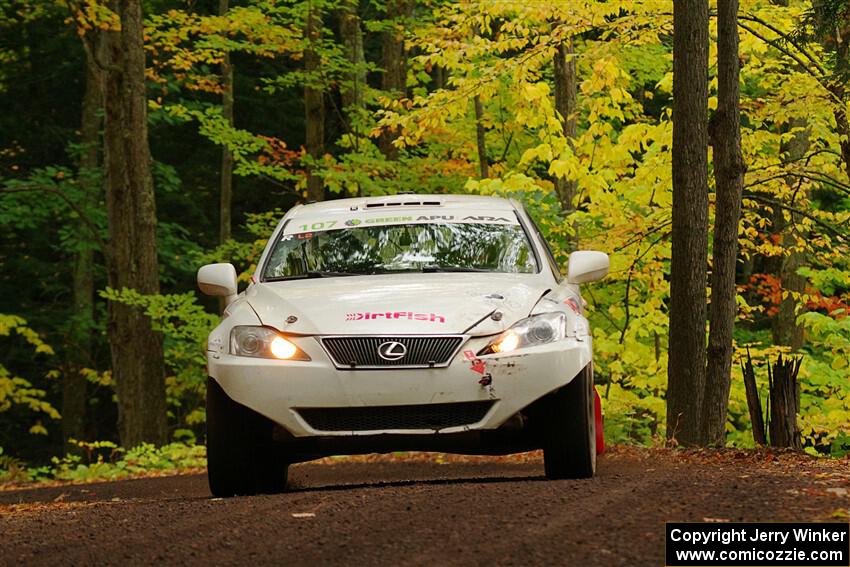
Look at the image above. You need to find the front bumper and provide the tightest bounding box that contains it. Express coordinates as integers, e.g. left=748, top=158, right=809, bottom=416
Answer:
left=207, top=335, right=592, bottom=437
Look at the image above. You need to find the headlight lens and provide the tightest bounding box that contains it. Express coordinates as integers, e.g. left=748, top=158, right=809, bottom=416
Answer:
left=270, top=336, right=297, bottom=359
left=480, top=312, right=567, bottom=355
left=230, top=326, right=310, bottom=360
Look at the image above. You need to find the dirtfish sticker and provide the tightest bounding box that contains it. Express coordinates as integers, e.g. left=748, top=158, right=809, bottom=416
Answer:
left=346, top=311, right=446, bottom=323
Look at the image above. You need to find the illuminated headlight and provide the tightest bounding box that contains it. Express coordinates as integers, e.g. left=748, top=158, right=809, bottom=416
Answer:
left=479, top=313, right=567, bottom=355
left=230, top=326, right=310, bottom=360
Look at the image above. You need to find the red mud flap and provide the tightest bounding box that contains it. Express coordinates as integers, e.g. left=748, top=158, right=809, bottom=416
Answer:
left=594, top=387, right=605, bottom=455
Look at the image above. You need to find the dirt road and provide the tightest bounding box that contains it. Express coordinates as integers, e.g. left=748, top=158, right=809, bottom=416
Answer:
left=1, top=448, right=847, bottom=566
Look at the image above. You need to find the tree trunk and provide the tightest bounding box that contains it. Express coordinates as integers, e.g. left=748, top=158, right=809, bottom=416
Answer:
left=304, top=4, right=325, bottom=202
left=807, top=0, right=850, bottom=182
left=553, top=39, right=578, bottom=220
left=774, top=246, right=806, bottom=348
left=340, top=0, right=365, bottom=112
left=702, top=0, right=746, bottom=446
left=63, top=39, right=104, bottom=447
left=474, top=95, right=488, bottom=178
left=767, top=355, right=802, bottom=449
left=434, top=65, right=446, bottom=90
left=771, top=119, right=808, bottom=350
left=666, top=0, right=710, bottom=446
left=219, top=0, right=234, bottom=244
left=102, top=0, right=168, bottom=448
left=379, top=0, right=410, bottom=160
left=741, top=350, right=766, bottom=446
left=833, top=99, right=850, bottom=183
left=64, top=246, right=94, bottom=446
left=825, top=24, right=850, bottom=182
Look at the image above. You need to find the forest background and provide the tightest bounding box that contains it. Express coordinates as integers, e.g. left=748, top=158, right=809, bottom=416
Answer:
left=1, top=0, right=848, bottom=477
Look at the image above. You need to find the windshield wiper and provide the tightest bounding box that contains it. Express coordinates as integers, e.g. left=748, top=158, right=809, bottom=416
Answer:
left=421, top=265, right=492, bottom=273
left=266, top=271, right=359, bottom=281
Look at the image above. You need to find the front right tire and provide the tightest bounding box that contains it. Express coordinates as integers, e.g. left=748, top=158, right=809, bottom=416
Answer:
left=206, top=377, right=288, bottom=497
left=542, top=365, right=597, bottom=479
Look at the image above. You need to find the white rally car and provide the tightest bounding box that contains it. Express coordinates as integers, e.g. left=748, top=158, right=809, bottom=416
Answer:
left=198, top=195, right=609, bottom=496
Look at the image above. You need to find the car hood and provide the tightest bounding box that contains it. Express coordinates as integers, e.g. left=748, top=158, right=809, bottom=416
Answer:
left=245, top=273, right=551, bottom=336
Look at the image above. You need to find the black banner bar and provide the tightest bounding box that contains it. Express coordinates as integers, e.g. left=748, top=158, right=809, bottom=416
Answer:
left=666, top=522, right=849, bottom=566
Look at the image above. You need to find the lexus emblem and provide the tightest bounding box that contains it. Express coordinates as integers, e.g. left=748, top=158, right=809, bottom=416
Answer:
left=377, top=341, right=407, bottom=361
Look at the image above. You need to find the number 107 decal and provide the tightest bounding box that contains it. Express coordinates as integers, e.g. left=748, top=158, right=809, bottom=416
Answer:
left=298, top=220, right=337, bottom=231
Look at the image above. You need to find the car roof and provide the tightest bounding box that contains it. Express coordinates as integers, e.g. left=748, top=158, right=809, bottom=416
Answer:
left=286, top=194, right=517, bottom=219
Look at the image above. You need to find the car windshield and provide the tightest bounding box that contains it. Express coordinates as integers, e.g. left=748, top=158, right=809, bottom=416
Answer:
left=262, top=222, right=538, bottom=279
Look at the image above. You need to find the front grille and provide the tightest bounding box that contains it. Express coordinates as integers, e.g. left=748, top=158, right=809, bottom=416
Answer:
left=297, top=401, right=494, bottom=432
left=320, top=336, right=464, bottom=369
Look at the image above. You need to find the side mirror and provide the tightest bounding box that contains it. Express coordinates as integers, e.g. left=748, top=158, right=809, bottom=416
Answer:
left=567, top=251, right=609, bottom=284
left=197, top=263, right=238, bottom=305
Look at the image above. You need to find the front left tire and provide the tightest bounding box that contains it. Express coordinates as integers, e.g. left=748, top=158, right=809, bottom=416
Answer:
left=541, top=365, right=597, bottom=479
left=206, top=377, right=288, bottom=497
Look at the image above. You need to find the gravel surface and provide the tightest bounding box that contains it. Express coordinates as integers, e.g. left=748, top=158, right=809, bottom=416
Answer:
left=1, top=447, right=847, bottom=566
